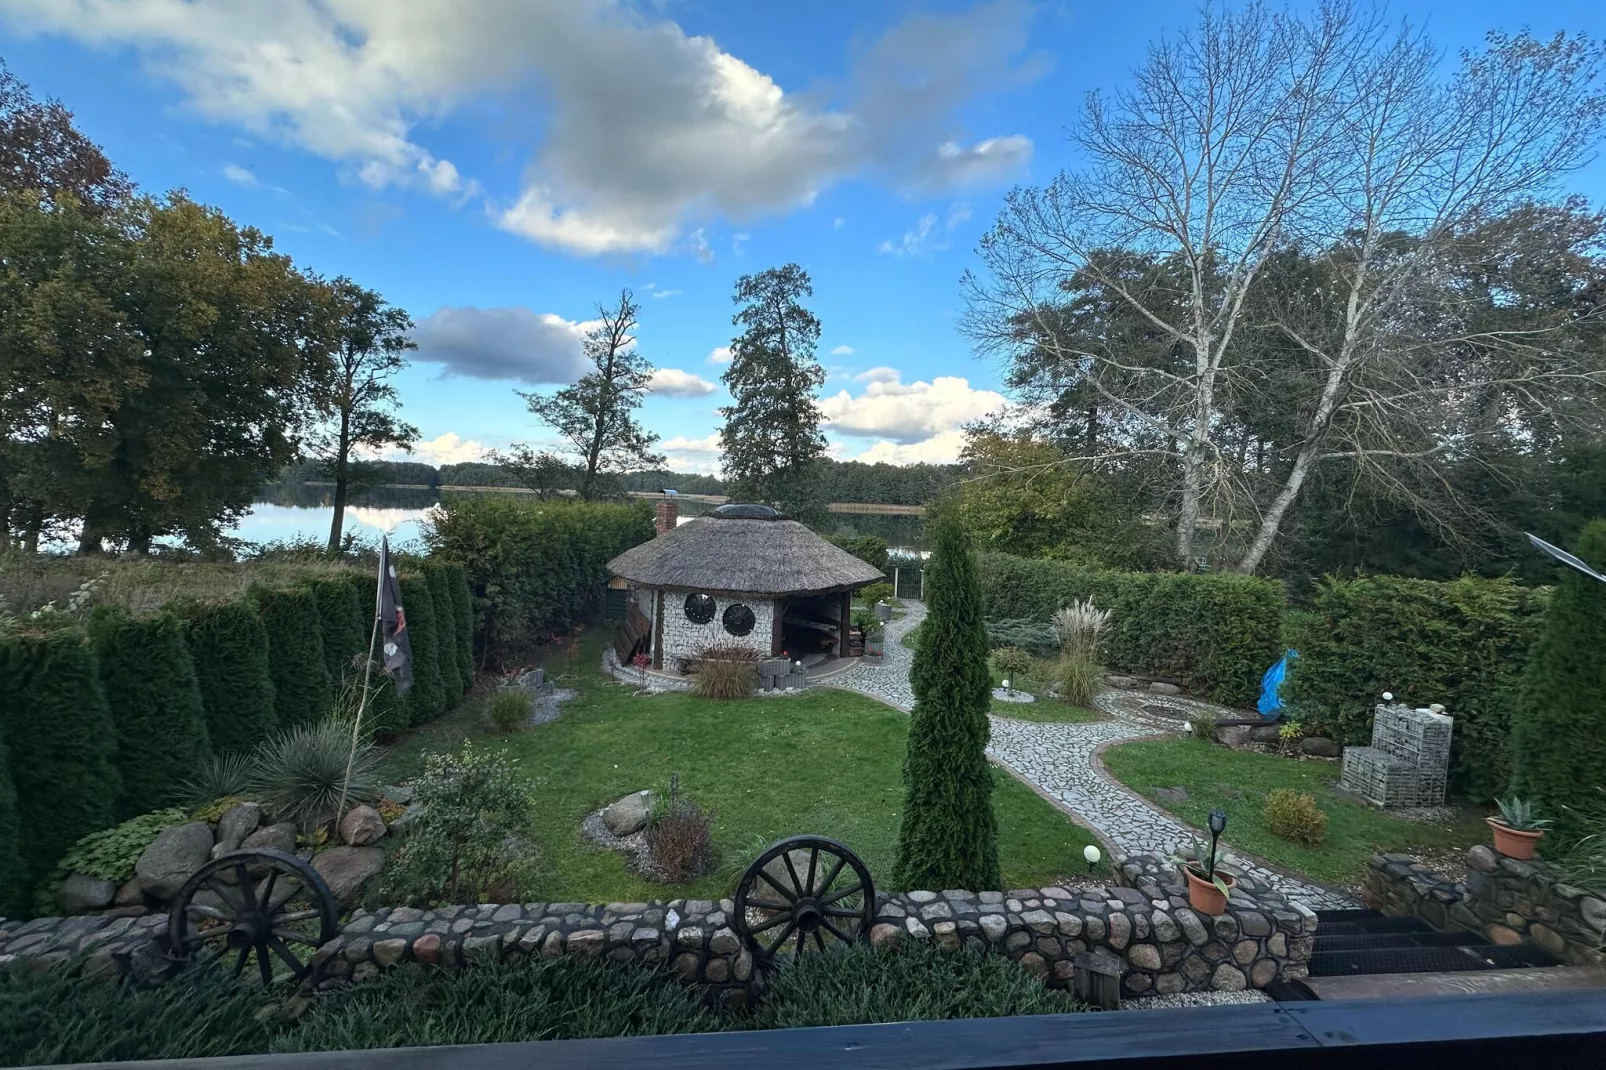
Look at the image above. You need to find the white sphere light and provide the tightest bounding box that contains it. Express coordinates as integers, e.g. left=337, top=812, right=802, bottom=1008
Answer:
left=1083, top=844, right=1102, bottom=865
left=1002, top=678, right=1011, bottom=691
left=1382, top=691, right=1394, bottom=701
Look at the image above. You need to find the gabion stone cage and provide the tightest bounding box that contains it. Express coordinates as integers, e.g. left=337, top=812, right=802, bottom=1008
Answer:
left=1339, top=703, right=1453, bottom=809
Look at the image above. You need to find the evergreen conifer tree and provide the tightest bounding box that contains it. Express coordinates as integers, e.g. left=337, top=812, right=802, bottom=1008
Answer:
left=0, top=623, right=119, bottom=896
left=426, top=565, right=465, bottom=699
left=445, top=561, right=475, bottom=684
left=0, top=727, right=24, bottom=916
left=308, top=576, right=366, bottom=693
left=183, top=599, right=277, bottom=752
left=398, top=574, right=444, bottom=723
left=90, top=608, right=210, bottom=818
left=251, top=586, right=331, bottom=729
left=893, top=507, right=1000, bottom=890
left=1510, top=520, right=1606, bottom=838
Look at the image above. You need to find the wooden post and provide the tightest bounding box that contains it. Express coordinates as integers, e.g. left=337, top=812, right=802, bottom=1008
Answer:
left=839, top=591, right=851, bottom=658
left=1072, top=952, right=1122, bottom=1011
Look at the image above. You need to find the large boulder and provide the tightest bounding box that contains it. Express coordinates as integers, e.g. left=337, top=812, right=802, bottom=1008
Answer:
left=312, top=846, right=385, bottom=906
left=59, top=873, right=118, bottom=913
left=1301, top=737, right=1341, bottom=758
left=214, top=802, right=262, bottom=855
left=1148, top=681, right=1182, bottom=695
left=136, top=822, right=215, bottom=900
left=1248, top=725, right=1283, bottom=744
left=339, top=804, right=387, bottom=847
left=1216, top=725, right=1251, bottom=748
left=603, top=791, right=655, bottom=837
left=241, top=821, right=298, bottom=855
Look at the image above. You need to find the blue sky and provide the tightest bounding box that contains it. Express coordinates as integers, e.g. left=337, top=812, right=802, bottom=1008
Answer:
left=3, top=0, right=1603, bottom=474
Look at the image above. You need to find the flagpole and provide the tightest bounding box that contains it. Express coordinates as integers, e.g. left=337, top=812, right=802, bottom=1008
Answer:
left=335, top=539, right=386, bottom=834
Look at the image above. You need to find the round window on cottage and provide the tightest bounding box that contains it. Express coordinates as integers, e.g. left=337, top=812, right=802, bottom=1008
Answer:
left=722, top=603, right=756, bottom=637
left=684, top=592, right=716, bottom=624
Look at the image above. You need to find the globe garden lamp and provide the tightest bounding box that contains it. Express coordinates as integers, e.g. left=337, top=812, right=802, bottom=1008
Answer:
left=1001, top=678, right=1012, bottom=693
left=1207, top=810, right=1228, bottom=880
left=1083, top=844, right=1102, bottom=874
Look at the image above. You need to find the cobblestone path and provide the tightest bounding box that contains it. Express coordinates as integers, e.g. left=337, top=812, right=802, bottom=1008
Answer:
left=829, top=601, right=1359, bottom=910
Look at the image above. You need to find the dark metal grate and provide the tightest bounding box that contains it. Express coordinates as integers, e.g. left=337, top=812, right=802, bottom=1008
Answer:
left=1307, top=943, right=1562, bottom=977
left=1315, top=916, right=1437, bottom=937
left=1314, top=931, right=1481, bottom=952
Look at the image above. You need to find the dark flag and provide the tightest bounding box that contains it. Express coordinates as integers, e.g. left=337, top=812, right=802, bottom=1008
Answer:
left=377, top=536, right=413, bottom=694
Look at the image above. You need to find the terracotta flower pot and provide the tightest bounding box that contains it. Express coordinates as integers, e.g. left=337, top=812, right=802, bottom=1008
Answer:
left=1487, top=817, right=1545, bottom=860
left=1182, top=866, right=1236, bottom=916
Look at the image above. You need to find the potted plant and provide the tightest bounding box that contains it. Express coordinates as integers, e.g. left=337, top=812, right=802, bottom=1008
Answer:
left=849, top=608, right=876, bottom=657
left=1170, top=811, right=1235, bottom=915
left=1488, top=796, right=1551, bottom=860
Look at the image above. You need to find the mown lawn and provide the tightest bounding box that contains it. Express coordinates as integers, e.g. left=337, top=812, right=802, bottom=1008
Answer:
left=1101, top=738, right=1490, bottom=886
left=382, top=633, right=1100, bottom=901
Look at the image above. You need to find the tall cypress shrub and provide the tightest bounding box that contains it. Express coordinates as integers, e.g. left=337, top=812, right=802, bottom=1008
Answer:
left=89, top=609, right=211, bottom=819
left=0, top=623, right=119, bottom=897
left=250, top=586, right=331, bottom=729
left=444, top=561, right=475, bottom=684
left=0, top=728, right=24, bottom=916
left=183, top=600, right=277, bottom=752
left=425, top=564, right=465, bottom=700
left=309, top=576, right=367, bottom=695
left=339, top=570, right=407, bottom=740
left=1510, top=521, right=1606, bottom=837
left=895, top=508, right=1000, bottom=891
left=398, top=574, right=444, bottom=724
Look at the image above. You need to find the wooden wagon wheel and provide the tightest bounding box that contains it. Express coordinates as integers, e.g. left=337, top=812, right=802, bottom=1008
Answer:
left=166, top=848, right=339, bottom=986
left=733, top=835, right=875, bottom=961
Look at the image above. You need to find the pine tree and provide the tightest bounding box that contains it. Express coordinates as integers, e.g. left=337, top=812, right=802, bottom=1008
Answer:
left=251, top=586, right=331, bottom=729
left=0, top=622, right=119, bottom=897
left=90, top=608, right=211, bottom=818
left=893, top=507, right=1000, bottom=890
left=1510, top=520, right=1606, bottom=838
left=718, top=264, right=828, bottom=523
left=183, top=599, right=278, bottom=752
left=426, top=564, right=465, bottom=699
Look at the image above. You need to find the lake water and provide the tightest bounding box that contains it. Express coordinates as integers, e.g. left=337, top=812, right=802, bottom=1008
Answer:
left=236, top=486, right=928, bottom=557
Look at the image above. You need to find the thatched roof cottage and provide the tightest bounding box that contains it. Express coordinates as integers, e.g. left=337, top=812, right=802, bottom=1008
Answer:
left=607, top=502, right=884, bottom=671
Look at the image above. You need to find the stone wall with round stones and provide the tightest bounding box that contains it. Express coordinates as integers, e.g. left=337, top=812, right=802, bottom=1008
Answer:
left=1364, top=847, right=1605, bottom=968
left=2, top=853, right=1316, bottom=1000
left=657, top=587, right=775, bottom=668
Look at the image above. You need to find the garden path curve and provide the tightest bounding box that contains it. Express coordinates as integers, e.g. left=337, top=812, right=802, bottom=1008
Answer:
left=830, top=602, right=1359, bottom=910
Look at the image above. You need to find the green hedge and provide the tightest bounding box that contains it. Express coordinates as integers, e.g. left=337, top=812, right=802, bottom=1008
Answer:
left=0, top=728, right=23, bottom=916
left=250, top=587, right=331, bottom=729
left=308, top=576, right=367, bottom=695
left=89, top=609, right=211, bottom=819
left=975, top=553, right=1285, bottom=706
left=425, top=564, right=465, bottom=699
left=426, top=496, right=654, bottom=665
left=398, top=574, right=444, bottom=724
left=1285, top=574, right=1545, bottom=801
left=181, top=600, right=277, bottom=753
left=827, top=533, right=891, bottom=573
left=443, top=560, right=475, bottom=683
left=338, top=571, right=406, bottom=740
left=0, top=623, right=119, bottom=900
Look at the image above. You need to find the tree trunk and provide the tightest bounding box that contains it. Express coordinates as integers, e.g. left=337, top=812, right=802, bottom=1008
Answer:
left=127, top=529, right=153, bottom=555
left=1235, top=442, right=1319, bottom=574
left=327, top=414, right=350, bottom=553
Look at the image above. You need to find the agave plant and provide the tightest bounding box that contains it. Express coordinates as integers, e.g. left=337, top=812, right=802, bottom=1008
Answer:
left=1169, top=835, right=1233, bottom=898
left=1494, top=796, right=1552, bottom=831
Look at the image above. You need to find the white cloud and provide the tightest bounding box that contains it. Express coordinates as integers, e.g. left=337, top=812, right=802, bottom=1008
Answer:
left=820, top=372, right=1005, bottom=443
left=660, top=433, right=723, bottom=474
left=221, top=163, right=259, bottom=187
left=848, top=431, right=970, bottom=465
left=854, top=366, right=901, bottom=384
left=903, top=136, right=1033, bottom=195
left=830, top=344, right=855, bottom=356
left=649, top=368, right=718, bottom=398
left=878, top=202, right=972, bottom=258
left=406, top=432, right=488, bottom=465
left=410, top=306, right=595, bottom=384
left=708, top=346, right=734, bottom=365
left=651, top=289, right=682, bottom=299
left=0, top=0, right=1043, bottom=257
left=832, top=216, right=846, bottom=229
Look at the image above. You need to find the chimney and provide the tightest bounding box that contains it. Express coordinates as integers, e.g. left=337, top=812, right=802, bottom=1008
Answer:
left=655, top=498, right=678, bottom=535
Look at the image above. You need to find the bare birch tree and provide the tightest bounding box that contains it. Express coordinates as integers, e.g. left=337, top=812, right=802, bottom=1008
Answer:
left=963, top=1, right=1606, bottom=572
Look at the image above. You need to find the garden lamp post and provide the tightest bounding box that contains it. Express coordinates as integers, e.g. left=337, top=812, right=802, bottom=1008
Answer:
left=1083, top=844, right=1101, bottom=874
left=1207, top=810, right=1227, bottom=880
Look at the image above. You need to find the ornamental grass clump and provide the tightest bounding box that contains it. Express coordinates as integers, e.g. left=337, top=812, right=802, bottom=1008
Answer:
left=487, top=687, right=531, bottom=733
left=690, top=645, right=759, bottom=699
left=1050, top=598, right=1111, bottom=707
left=644, top=773, right=715, bottom=883
left=248, top=719, right=381, bottom=829
left=1263, top=789, right=1328, bottom=847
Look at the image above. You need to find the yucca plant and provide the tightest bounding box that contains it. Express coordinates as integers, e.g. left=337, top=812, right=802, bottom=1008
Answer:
left=249, top=719, right=381, bottom=828
left=180, top=750, right=258, bottom=807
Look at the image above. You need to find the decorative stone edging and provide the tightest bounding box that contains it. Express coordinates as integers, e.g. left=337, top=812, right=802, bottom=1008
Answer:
left=1364, top=847, right=1606, bottom=967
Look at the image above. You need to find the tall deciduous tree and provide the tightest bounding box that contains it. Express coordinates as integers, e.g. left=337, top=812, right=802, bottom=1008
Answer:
left=719, top=264, right=829, bottom=522
left=964, top=2, right=1606, bottom=572
left=309, top=278, right=418, bottom=551
left=0, top=59, right=131, bottom=214
left=894, top=505, right=1000, bottom=891
left=513, top=290, right=661, bottom=499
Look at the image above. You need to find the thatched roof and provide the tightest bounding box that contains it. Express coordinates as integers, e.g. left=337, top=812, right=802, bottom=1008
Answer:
left=607, top=505, right=885, bottom=596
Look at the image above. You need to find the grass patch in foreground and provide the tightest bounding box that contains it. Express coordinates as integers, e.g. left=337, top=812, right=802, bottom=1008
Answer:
left=990, top=699, right=1105, bottom=724
left=1101, top=738, right=1489, bottom=886
left=379, top=631, right=1098, bottom=902
left=0, top=948, right=1082, bottom=1065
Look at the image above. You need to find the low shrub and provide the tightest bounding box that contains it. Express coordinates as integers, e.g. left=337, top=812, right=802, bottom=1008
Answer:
left=690, top=645, right=759, bottom=699
left=487, top=688, right=531, bottom=733
left=249, top=719, right=381, bottom=829
left=1053, top=652, right=1101, bottom=708
left=984, top=617, right=1059, bottom=658
left=1190, top=710, right=1219, bottom=742
left=990, top=646, right=1035, bottom=684
left=645, top=774, right=715, bottom=883
left=1552, top=787, right=1606, bottom=903
left=381, top=741, right=540, bottom=905
left=859, top=581, right=894, bottom=605
left=1263, top=788, right=1328, bottom=847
